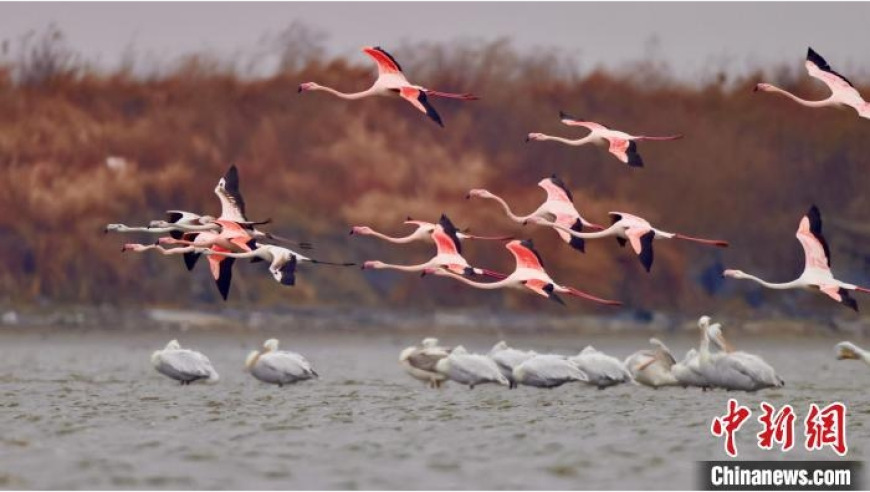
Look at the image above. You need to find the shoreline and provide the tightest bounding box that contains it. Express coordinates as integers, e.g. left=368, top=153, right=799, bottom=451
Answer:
left=1, top=305, right=867, bottom=338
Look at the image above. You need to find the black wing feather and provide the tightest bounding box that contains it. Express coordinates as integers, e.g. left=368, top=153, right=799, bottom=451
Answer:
left=807, top=205, right=832, bottom=267
left=215, top=257, right=235, bottom=301
left=626, top=141, right=644, bottom=168
left=568, top=219, right=585, bottom=253
left=638, top=231, right=655, bottom=272
left=439, top=214, right=462, bottom=254
left=548, top=174, right=574, bottom=202
left=807, top=47, right=854, bottom=88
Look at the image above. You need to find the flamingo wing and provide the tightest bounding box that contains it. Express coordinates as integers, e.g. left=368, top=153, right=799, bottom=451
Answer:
left=805, top=47, right=856, bottom=93
left=559, top=111, right=608, bottom=131
left=362, top=46, right=404, bottom=76
left=207, top=251, right=234, bottom=301
left=625, top=228, right=655, bottom=272
left=399, top=87, right=443, bottom=127
left=437, top=214, right=463, bottom=254
left=795, top=205, right=832, bottom=271
left=540, top=175, right=574, bottom=203
left=523, top=279, right=564, bottom=305
left=554, top=214, right=585, bottom=253
left=432, top=228, right=461, bottom=256
left=508, top=240, right=546, bottom=270
left=819, top=285, right=858, bottom=311
left=607, top=138, right=644, bottom=167
left=216, top=165, right=248, bottom=221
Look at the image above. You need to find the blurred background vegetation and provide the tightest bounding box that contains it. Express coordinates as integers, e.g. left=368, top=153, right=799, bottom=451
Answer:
left=1, top=24, right=869, bottom=320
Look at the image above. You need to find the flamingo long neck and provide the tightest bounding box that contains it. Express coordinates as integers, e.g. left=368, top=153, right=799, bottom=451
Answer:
left=553, top=221, right=622, bottom=239
left=765, top=85, right=831, bottom=108
left=540, top=134, right=595, bottom=146
left=739, top=273, right=804, bottom=290
left=315, top=85, right=377, bottom=100
left=375, top=260, right=433, bottom=273
left=202, top=249, right=267, bottom=261
left=485, top=194, right=529, bottom=223
left=437, top=270, right=515, bottom=290
left=367, top=229, right=417, bottom=244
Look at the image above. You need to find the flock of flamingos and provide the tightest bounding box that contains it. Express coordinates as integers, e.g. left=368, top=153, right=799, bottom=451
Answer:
left=105, top=46, right=870, bottom=391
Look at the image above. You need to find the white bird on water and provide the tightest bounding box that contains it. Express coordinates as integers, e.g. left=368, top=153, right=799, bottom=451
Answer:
left=624, top=338, right=679, bottom=388
left=245, top=339, right=318, bottom=387
left=835, top=341, right=870, bottom=366
left=151, top=340, right=219, bottom=385
left=435, top=346, right=509, bottom=389
left=698, top=319, right=784, bottom=392
left=488, top=341, right=537, bottom=389
left=670, top=348, right=709, bottom=390
left=512, top=354, right=588, bottom=388
left=568, top=346, right=631, bottom=389
left=400, top=337, right=452, bottom=389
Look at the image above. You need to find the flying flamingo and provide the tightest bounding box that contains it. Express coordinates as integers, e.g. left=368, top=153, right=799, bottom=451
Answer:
left=531, top=211, right=728, bottom=272
left=361, top=215, right=505, bottom=279
left=526, top=112, right=682, bottom=167
left=755, top=47, right=870, bottom=120
left=466, top=175, right=604, bottom=253
left=195, top=244, right=355, bottom=286
left=123, top=220, right=257, bottom=300
left=723, top=205, right=870, bottom=311
left=350, top=217, right=511, bottom=244
left=298, top=46, right=478, bottom=127
left=424, top=239, right=622, bottom=306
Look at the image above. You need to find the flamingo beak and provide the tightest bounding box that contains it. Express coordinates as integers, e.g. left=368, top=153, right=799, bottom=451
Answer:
left=524, top=136, right=530, bottom=143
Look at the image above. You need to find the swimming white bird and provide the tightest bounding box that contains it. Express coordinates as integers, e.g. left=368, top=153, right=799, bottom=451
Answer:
left=512, top=354, right=588, bottom=388
left=488, top=341, right=537, bottom=389
left=624, top=338, right=679, bottom=388
left=435, top=346, right=509, bottom=389
left=400, top=337, right=452, bottom=388
left=568, top=346, right=631, bottom=389
left=151, top=339, right=219, bottom=385
left=835, top=341, right=870, bottom=366
left=698, top=320, right=784, bottom=392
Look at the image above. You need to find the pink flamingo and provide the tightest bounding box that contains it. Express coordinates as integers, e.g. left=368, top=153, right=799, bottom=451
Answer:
left=350, top=217, right=512, bottom=244
left=424, top=239, right=621, bottom=306
left=298, top=46, right=478, bottom=126
left=724, top=205, right=870, bottom=311
left=466, top=175, right=604, bottom=253
left=125, top=220, right=257, bottom=300
left=526, top=112, right=682, bottom=167
left=531, top=211, right=728, bottom=272
left=361, top=214, right=504, bottom=278
left=122, top=234, right=238, bottom=301
left=755, top=48, right=870, bottom=120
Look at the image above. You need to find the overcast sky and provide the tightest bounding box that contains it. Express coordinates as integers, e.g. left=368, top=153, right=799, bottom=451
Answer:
left=1, top=2, right=869, bottom=82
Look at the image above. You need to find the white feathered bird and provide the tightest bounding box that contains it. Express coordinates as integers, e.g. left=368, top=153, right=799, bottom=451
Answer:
left=435, top=346, right=509, bottom=389
left=245, top=338, right=318, bottom=387
left=488, top=341, right=537, bottom=389
left=151, top=339, right=219, bottom=385
left=698, top=321, right=784, bottom=392
left=568, top=346, right=631, bottom=389
left=513, top=354, right=588, bottom=388
left=624, top=338, right=679, bottom=388
left=400, top=337, right=452, bottom=388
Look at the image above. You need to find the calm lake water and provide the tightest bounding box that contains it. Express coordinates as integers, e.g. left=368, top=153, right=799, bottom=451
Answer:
left=0, top=325, right=866, bottom=489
